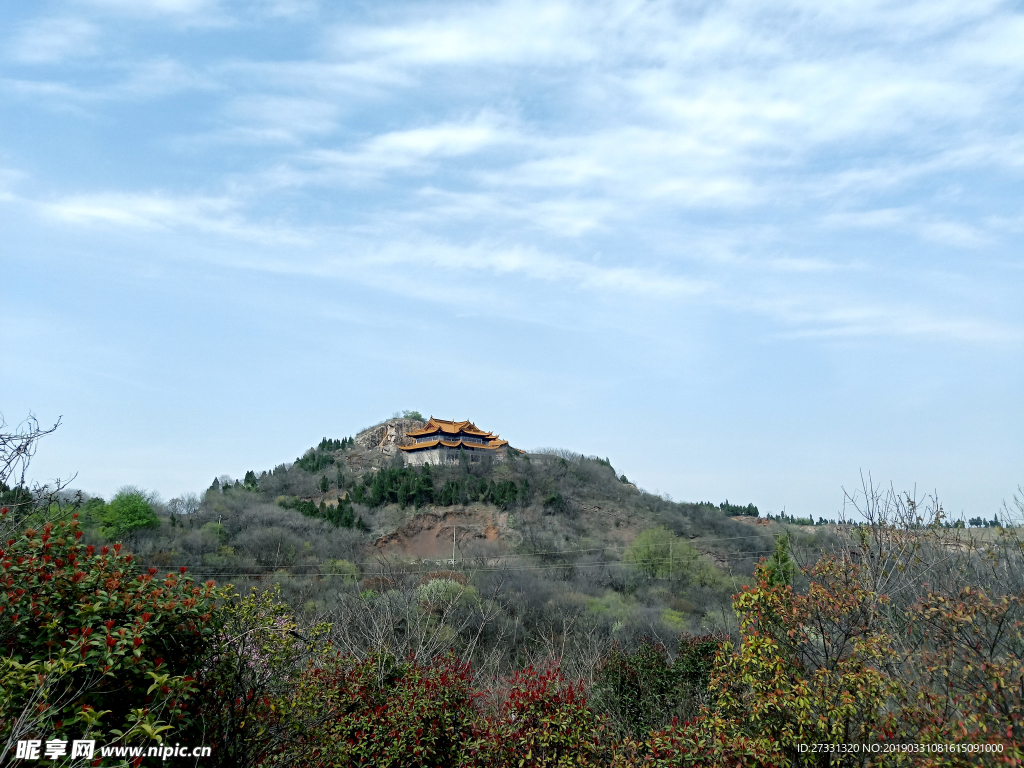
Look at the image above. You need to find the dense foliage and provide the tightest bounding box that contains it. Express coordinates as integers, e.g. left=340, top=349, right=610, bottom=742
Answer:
left=1, top=513, right=229, bottom=760
left=97, top=488, right=161, bottom=539
left=593, top=635, right=721, bottom=737
left=266, top=651, right=477, bottom=767
left=720, top=500, right=760, bottom=517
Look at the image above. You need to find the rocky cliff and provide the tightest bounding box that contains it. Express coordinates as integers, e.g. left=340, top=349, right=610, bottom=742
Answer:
left=354, top=418, right=426, bottom=458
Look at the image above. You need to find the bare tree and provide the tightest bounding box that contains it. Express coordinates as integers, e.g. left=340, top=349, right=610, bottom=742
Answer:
left=829, top=473, right=1024, bottom=734
left=168, top=492, right=201, bottom=518
left=327, top=557, right=512, bottom=683
left=0, top=412, right=79, bottom=540
left=0, top=413, right=59, bottom=488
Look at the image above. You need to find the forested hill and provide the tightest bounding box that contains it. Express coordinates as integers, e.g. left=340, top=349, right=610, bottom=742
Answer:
left=77, top=417, right=841, bottom=640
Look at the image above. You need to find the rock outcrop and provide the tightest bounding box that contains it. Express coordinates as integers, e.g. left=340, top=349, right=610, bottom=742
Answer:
left=354, top=418, right=426, bottom=458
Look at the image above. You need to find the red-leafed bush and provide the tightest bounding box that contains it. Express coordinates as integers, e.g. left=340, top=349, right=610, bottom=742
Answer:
left=463, top=664, right=615, bottom=768
left=895, top=587, right=1024, bottom=764
left=0, top=515, right=229, bottom=754
left=261, top=651, right=477, bottom=768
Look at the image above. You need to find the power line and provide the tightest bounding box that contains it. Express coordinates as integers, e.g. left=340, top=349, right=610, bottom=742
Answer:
left=128, top=522, right=849, bottom=579
left=134, top=548, right=784, bottom=579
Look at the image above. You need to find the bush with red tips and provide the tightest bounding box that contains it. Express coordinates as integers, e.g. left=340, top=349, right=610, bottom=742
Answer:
left=0, top=515, right=230, bottom=751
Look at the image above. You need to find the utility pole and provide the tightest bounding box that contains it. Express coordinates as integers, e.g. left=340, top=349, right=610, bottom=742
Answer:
left=669, top=541, right=672, bottom=578
left=452, top=525, right=457, bottom=567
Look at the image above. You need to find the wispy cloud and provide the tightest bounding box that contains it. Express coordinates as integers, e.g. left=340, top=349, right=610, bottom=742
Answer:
left=822, top=208, right=992, bottom=249
left=328, top=2, right=593, bottom=68
left=37, top=191, right=308, bottom=244
left=774, top=304, right=1023, bottom=344
left=315, top=116, right=511, bottom=170
left=346, top=239, right=710, bottom=298
left=0, top=57, right=213, bottom=108
left=218, top=96, right=341, bottom=144
left=4, top=0, right=1022, bottom=348
left=8, top=17, right=99, bottom=64
left=77, top=0, right=226, bottom=23
left=255, top=112, right=519, bottom=185
left=29, top=186, right=705, bottom=299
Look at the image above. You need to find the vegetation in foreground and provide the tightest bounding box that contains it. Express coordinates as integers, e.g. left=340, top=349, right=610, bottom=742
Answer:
left=2, top=414, right=1022, bottom=766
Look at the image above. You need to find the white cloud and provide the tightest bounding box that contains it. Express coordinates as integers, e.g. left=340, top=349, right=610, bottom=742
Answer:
left=918, top=220, right=991, bottom=249
left=38, top=192, right=308, bottom=244
left=0, top=56, right=212, bottom=109
left=329, top=2, right=593, bottom=67
left=9, top=18, right=99, bottom=64
left=822, top=208, right=992, bottom=249
left=279, top=113, right=518, bottom=182
left=737, top=284, right=1023, bottom=343
left=330, top=239, right=711, bottom=299
left=116, top=57, right=214, bottom=96
left=777, top=305, right=1022, bottom=343
left=78, top=0, right=220, bottom=17
left=257, top=0, right=318, bottom=17
left=7, top=0, right=1023, bottom=350
left=220, top=96, right=341, bottom=144
left=31, top=184, right=706, bottom=299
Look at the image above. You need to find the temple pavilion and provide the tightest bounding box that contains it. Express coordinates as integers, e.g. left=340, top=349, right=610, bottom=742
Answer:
left=400, top=417, right=515, bottom=466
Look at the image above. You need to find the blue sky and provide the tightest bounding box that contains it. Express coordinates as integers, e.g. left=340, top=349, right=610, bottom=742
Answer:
left=3, top=0, right=1021, bottom=521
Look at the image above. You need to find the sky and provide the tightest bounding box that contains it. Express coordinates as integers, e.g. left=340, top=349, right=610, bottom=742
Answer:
left=2, top=0, right=1022, bottom=522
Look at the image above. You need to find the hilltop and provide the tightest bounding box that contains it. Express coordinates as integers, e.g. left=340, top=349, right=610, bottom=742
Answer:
left=229, top=417, right=789, bottom=567
left=77, top=416, right=843, bottom=651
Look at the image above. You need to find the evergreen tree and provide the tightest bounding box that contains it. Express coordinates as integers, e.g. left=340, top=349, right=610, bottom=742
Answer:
left=243, top=470, right=259, bottom=491
left=764, top=533, right=796, bottom=587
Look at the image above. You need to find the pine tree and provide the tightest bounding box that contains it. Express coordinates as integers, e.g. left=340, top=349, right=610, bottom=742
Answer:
left=764, top=533, right=796, bottom=587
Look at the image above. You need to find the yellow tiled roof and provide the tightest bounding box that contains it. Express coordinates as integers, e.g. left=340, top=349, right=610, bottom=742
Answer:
left=406, top=417, right=499, bottom=439
left=399, top=436, right=510, bottom=452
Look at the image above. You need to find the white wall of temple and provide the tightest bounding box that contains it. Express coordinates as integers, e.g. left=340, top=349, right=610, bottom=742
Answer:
left=403, top=446, right=503, bottom=466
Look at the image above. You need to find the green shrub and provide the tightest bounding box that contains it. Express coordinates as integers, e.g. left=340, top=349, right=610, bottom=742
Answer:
left=295, top=448, right=335, bottom=473
left=99, top=486, right=160, bottom=538
left=0, top=483, right=35, bottom=523
left=369, top=466, right=436, bottom=508
left=197, top=586, right=329, bottom=767
left=243, top=470, right=260, bottom=491
left=623, top=526, right=674, bottom=578
left=201, top=521, right=228, bottom=545
left=593, top=636, right=721, bottom=738
left=276, top=496, right=319, bottom=517
left=542, top=491, right=566, bottom=513
left=324, top=559, right=358, bottom=583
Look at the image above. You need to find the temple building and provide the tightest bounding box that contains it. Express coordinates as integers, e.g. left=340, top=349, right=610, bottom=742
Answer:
left=400, top=417, right=517, bottom=466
